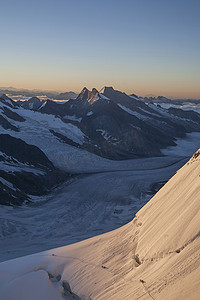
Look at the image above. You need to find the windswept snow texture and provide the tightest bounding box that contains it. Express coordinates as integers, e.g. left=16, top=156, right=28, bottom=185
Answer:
left=1, top=148, right=200, bottom=300
left=0, top=155, right=191, bottom=261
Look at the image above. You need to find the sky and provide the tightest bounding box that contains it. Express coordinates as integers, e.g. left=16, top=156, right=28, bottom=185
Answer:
left=0, top=0, right=200, bottom=98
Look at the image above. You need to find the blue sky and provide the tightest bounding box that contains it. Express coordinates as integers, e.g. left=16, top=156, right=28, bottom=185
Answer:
left=0, top=0, right=200, bottom=98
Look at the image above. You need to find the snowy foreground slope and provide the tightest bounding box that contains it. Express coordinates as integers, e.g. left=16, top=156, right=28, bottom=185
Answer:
left=1, top=149, right=200, bottom=299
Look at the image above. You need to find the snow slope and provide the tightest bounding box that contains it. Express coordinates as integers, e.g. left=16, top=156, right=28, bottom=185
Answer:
left=3, top=102, right=200, bottom=173
left=1, top=149, right=200, bottom=299
left=0, top=156, right=186, bottom=262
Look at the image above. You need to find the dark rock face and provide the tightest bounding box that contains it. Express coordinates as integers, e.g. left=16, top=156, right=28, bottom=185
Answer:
left=0, top=175, right=28, bottom=206
left=17, top=97, right=45, bottom=110
left=78, top=100, right=174, bottom=159
left=0, top=94, right=18, bottom=108
left=38, top=100, right=69, bottom=115
left=0, top=134, right=54, bottom=170
left=2, top=106, right=25, bottom=122
left=0, top=95, right=24, bottom=132
left=0, top=115, right=19, bottom=131
left=0, top=169, right=68, bottom=206
left=0, top=134, right=69, bottom=206
left=49, top=129, right=81, bottom=148
left=168, top=107, right=200, bottom=123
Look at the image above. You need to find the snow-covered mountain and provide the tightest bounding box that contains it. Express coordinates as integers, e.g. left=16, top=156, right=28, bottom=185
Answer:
left=17, top=86, right=200, bottom=160
left=0, top=95, right=69, bottom=205
left=17, top=96, right=45, bottom=110
left=1, top=88, right=200, bottom=206
left=1, top=146, right=200, bottom=299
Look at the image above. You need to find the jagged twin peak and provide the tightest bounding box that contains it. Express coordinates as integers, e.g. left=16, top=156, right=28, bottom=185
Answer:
left=76, top=87, right=110, bottom=104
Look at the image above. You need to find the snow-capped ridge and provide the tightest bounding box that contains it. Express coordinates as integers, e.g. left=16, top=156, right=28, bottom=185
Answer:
left=0, top=94, right=16, bottom=107
left=38, top=100, right=47, bottom=110
left=129, top=93, right=139, bottom=100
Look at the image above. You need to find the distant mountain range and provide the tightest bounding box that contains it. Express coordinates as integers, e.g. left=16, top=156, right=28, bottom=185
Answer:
left=0, top=87, right=77, bottom=100
left=1, top=86, right=200, bottom=205
left=15, top=86, right=200, bottom=159
left=142, top=95, right=200, bottom=104
left=1, top=86, right=199, bottom=102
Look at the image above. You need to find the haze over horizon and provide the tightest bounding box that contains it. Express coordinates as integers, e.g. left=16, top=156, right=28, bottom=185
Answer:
left=1, top=0, right=200, bottom=98
left=1, top=85, right=200, bottom=100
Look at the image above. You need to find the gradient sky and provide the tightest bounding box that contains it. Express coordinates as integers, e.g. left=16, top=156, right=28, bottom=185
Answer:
left=0, top=0, right=200, bottom=98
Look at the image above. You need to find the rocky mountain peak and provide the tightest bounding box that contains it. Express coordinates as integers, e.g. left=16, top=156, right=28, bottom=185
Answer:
left=28, top=96, right=41, bottom=103
left=76, top=87, right=89, bottom=102
left=76, top=87, right=101, bottom=104
left=100, top=86, right=114, bottom=95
